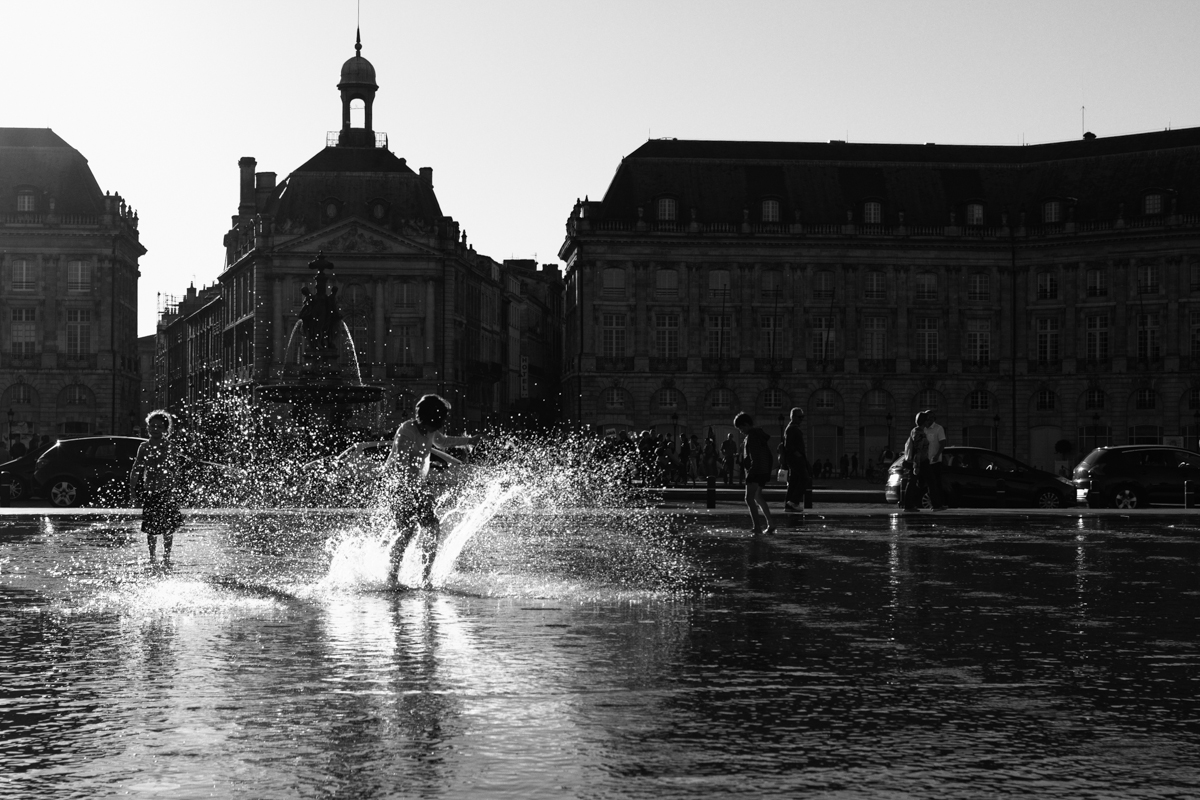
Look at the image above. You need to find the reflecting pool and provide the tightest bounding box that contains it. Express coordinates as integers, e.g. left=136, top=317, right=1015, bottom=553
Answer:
left=2, top=512, right=1199, bottom=798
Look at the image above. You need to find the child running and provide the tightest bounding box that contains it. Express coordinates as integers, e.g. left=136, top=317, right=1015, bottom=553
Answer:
left=129, top=410, right=184, bottom=567
left=385, top=394, right=478, bottom=588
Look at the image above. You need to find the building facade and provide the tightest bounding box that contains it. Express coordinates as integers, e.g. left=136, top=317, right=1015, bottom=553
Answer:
left=559, top=130, right=1200, bottom=471
left=1, top=128, right=144, bottom=447
left=158, top=35, right=562, bottom=435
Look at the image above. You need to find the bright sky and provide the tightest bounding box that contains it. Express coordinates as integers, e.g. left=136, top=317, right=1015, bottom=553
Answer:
left=7, top=0, right=1199, bottom=336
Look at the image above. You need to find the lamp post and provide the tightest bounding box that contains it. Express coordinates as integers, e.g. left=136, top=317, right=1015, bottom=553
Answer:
left=671, top=411, right=679, bottom=445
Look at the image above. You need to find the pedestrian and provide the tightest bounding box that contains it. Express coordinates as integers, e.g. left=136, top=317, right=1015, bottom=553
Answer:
left=921, top=409, right=948, bottom=510
left=385, top=393, right=479, bottom=588
left=881, top=446, right=895, bottom=467
left=734, top=411, right=775, bottom=535
left=8, top=435, right=26, bottom=459
left=851, top=453, right=859, bottom=477
left=900, top=419, right=929, bottom=511
left=702, top=435, right=719, bottom=481
left=689, top=435, right=702, bottom=486
left=129, top=410, right=184, bottom=566
left=720, top=433, right=737, bottom=486
left=839, top=453, right=850, bottom=478
left=678, top=436, right=692, bottom=486
left=782, top=407, right=811, bottom=514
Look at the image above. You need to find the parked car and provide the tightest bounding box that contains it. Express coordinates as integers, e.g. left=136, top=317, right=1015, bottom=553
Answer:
left=885, top=446, right=1075, bottom=509
left=0, top=450, right=41, bottom=502
left=1072, top=445, right=1200, bottom=508
left=32, top=436, right=147, bottom=508
left=298, top=441, right=464, bottom=505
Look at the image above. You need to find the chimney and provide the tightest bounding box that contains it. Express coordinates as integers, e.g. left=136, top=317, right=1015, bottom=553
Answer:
left=238, top=157, right=257, bottom=219
left=255, top=172, right=277, bottom=209
left=419, top=167, right=433, bottom=188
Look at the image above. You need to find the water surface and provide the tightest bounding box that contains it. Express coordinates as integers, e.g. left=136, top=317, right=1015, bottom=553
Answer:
left=2, top=512, right=1198, bottom=798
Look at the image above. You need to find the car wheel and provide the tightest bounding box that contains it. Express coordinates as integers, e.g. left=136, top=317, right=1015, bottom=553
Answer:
left=1035, top=489, right=1063, bottom=509
left=1, top=473, right=27, bottom=501
left=920, top=489, right=933, bottom=510
left=1111, top=485, right=1142, bottom=510
left=48, top=477, right=86, bottom=508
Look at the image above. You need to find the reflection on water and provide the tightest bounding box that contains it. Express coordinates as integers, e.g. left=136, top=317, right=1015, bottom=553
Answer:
left=2, top=513, right=1199, bottom=798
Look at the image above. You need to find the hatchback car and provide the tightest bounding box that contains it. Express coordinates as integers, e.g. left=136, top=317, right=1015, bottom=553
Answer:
left=0, top=450, right=41, bottom=502
left=885, top=446, right=1074, bottom=508
left=33, top=436, right=147, bottom=507
left=1072, top=445, right=1200, bottom=509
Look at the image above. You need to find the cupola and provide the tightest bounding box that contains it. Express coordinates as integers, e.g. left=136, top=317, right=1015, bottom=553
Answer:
left=337, top=29, right=379, bottom=147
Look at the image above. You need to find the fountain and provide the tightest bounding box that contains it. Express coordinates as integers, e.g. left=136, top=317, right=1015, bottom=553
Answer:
left=255, top=251, right=384, bottom=409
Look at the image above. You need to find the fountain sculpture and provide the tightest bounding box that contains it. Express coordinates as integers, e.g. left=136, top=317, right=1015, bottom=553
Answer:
left=255, top=252, right=384, bottom=409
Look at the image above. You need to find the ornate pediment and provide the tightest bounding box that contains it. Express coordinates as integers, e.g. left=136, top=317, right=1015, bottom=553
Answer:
left=275, top=221, right=439, bottom=258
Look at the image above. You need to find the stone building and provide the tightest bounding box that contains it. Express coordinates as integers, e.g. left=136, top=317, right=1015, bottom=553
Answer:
left=559, top=129, right=1200, bottom=471
left=0, top=128, right=144, bottom=446
left=163, top=34, right=562, bottom=434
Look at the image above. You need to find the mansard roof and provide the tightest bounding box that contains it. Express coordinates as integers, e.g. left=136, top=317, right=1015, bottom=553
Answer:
left=597, top=127, right=1200, bottom=226
left=267, top=145, right=444, bottom=230
left=0, top=127, right=105, bottom=215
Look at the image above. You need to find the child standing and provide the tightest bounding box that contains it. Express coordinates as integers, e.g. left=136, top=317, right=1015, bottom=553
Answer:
left=734, top=411, right=775, bottom=535
left=129, top=410, right=184, bottom=566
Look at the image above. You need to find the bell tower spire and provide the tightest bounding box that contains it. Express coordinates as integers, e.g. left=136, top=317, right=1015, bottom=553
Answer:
left=337, top=28, right=379, bottom=148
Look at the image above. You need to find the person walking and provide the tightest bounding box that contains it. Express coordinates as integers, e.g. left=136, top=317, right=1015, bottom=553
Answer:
left=734, top=412, right=775, bottom=535
left=782, top=407, right=811, bottom=515
left=8, top=436, right=26, bottom=459
left=900, top=419, right=930, bottom=512
left=129, top=411, right=184, bottom=566
left=922, top=409, right=948, bottom=510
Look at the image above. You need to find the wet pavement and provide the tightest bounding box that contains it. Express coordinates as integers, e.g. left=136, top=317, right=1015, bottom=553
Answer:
left=2, top=510, right=1198, bottom=798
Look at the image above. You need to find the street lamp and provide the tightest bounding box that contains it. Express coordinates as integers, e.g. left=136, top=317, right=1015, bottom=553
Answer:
left=885, top=413, right=893, bottom=453
left=671, top=411, right=679, bottom=445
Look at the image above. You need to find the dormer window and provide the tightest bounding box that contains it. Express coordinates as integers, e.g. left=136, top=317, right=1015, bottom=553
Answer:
left=323, top=198, right=342, bottom=219
left=370, top=199, right=389, bottom=220
left=966, top=203, right=984, bottom=226
left=1144, top=193, right=1163, bottom=215
left=16, top=191, right=35, bottom=213
left=761, top=199, right=780, bottom=223
left=863, top=201, right=882, bottom=224
left=657, top=197, right=677, bottom=222
left=1043, top=200, right=1062, bottom=223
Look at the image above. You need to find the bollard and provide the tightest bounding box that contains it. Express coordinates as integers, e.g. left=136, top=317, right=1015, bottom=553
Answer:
left=706, top=476, right=716, bottom=509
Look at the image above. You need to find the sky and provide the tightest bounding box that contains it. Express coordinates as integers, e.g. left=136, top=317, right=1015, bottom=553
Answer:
left=6, top=0, right=1200, bottom=336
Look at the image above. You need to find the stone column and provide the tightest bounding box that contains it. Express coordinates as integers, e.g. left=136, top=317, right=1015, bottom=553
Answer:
left=374, top=279, right=386, bottom=364
left=425, top=279, right=436, bottom=363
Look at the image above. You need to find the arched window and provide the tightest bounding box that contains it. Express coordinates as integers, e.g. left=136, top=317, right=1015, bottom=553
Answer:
left=1043, top=200, right=1063, bottom=223
left=16, top=190, right=35, bottom=213
left=708, top=269, right=730, bottom=300
left=1036, top=389, right=1056, bottom=411
left=968, top=390, right=990, bottom=411
left=1134, top=388, right=1157, bottom=410
left=863, top=201, right=882, bottom=224
left=349, top=98, right=366, bottom=129
left=915, top=389, right=939, bottom=412
left=815, top=389, right=836, bottom=410
left=763, top=388, right=783, bottom=410
left=658, top=388, right=680, bottom=409
left=657, top=197, right=677, bottom=222
left=761, top=199, right=780, bottom=223
left=602, top=268, right=626, bottom=298
left=966, top=203, right=984, bottom=226
left=1084, top=388, right=1105, bottom=410
left=12, top=384, right=34, bottom=405
left=604, top=387, right=625, bottom=410
left=711, top=388, right=733, bottom=410
left=655, top=269, right=678, bottom=297
left=1189, top=388, right=1200, bottom=411
left=1144, top=193, right=1163, bottom=216
left=65, top=384, right=91, bottom=406
left=865, top=389, right=889, bottom=413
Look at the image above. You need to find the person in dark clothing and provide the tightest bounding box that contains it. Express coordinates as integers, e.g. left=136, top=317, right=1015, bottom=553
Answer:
left=678, top=437, right=692, bottom=486
left=720, top=433, right=738, bottom=486
left=900, top=422, right=930, bottom=511
left=8, top=436, right=26, bottom=459
left=782, top=407, right=811, bottom=514
left=734, top=411, right=775, bottom=535
left=851, top=453, right=859, bottom=477
left=129, top=411, right=184, bottom=565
